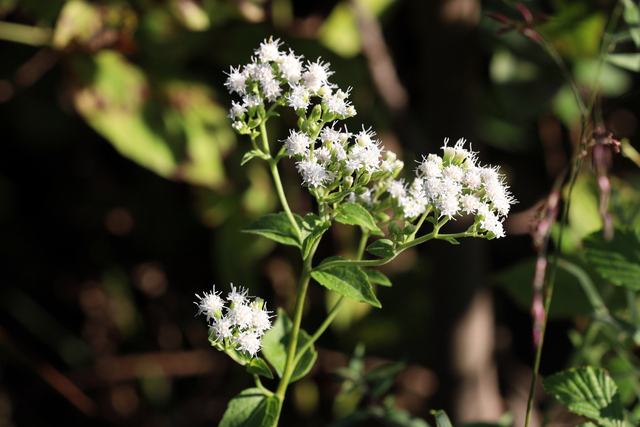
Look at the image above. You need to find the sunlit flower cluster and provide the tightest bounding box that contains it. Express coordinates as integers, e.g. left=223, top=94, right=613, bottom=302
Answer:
left=225, top=38, right=356, bottom=125
left=386, top=138, right=516, bottom=238
left=195, top=284, right=273, bottom=357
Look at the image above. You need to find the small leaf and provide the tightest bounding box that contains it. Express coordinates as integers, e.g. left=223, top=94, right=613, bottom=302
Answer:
left=431, top=409, right=453, bottom=427
left=334, top=202, right=380, bottom=232
left=241, top=150, right=263, bottom=166
left=311, top=259, right=381, bottom=308
left=583, top=228, right=640, bottom=290
left=246, top=358, right=273, bottom=379
left=365, top=361, right=405, bottom=398
left=366, top=239, right=395, bottom=258
left=439, top=237, right=460, bottom=245
left=364, top=269, right=392, bottom=287
left=542, top=366, right=624, bottom=427
left=261, top=309, right=318, bottom=383
left=241, top=212, right=302, bottom=248
left=219, top=388, right=280, bottom=427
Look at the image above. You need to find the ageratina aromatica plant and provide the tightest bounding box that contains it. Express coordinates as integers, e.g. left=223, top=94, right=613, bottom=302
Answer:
left=194, top=38, right=516, bottom=425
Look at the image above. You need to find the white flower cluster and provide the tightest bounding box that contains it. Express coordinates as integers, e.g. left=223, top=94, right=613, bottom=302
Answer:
left=386, top=138, right=516, bottom=238
left=195, top=284, right=273, bottom=358
left=225, top=38, right=356, bottom=124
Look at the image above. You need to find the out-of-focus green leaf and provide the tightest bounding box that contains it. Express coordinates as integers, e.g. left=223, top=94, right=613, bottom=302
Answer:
left=543, top=367, right=624, bottom=427
left=363, top=269, right=392, bottom=287
left=621, top=0, right=640, bottom=47
left=574, top=59, right=633, bottom=96
left=71, top=50, right=235, bottom=188
left=583, top=228, right=640, bottom=291
left=320, top=2, right=360, bottom=58
left=431, top=409, right=453, bottom=427
left=219, top=388, right=280, bottom=427
left=53, top=0, right=137, bottom=52
left=606, top=53, right=640, bottom=72
left=168, top=0, right=210, bottom=31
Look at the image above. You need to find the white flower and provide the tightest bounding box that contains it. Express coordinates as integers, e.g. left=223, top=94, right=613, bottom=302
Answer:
left=228, top=101, right=247, bottom=120
left=251, top=303, right=273, bottom=335
left=283, top=130, right=312, bottom=157
left=210, top=315, right=234, bottom=341
left=286, top=84, right=310, bottom=111
left=277, top=50, right=303, bottom=84
left=388, top=179, right=406, bottom=199
left=255, top=38, right=283, bottom=62
left=195, top=287, right=224, bottom=321
left=224, top=66, right=248, bottom=95
left=302, top=59, right=333, bottom=92
left=296, top=158, right=330, bottom=188
left=236, top=330, right=263, bottom=357
left=229, top=303, right=254, bottom=328
left=227, top=283, right=249, bottom=306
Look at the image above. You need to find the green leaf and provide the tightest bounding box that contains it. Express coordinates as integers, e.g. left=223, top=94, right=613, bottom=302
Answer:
left=364, top=269, right=392, bottom=287
left=622, top=0, right=640, bottom=46
left=439, top=236, right=460, bottom=245
left=219, top=388, right=280, bottom=427
left=542, top=366, right=624, bottom=427
left=261, top=309, right=318, bottom=383
left=241, top=212, right=302, bottom=248
left=241, top=150, right=263, bottom=166
left=431, top=410, right=453, bottom=427
left=583, top=228, right=640, bottom=290
left=311, top=258, right=381, bottom=308
left=365, top=361, right=405, bottom=398
left=246, top=357, right=273, bottom=379
left=606, top=53, right=640, bottom=72
left=300, top=214, right=331, bottom=260
left=71, top=51, right=235, bottom=188
left=334, top=202, right=380, bottom=232
left=366, top=239, right=395, bottom=258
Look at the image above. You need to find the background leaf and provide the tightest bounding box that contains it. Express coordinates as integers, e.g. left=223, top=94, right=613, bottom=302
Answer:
left=583, top=228, right=640, bottom=290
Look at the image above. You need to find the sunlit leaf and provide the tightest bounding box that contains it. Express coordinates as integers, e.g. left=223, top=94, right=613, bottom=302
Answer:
left=241, top=212, right=302, bottom=248
left=543, top=367, right=624, bottom=427
left=311, top=257, right=381, bottom=307
left=334, top=202, right=380, bottom=232
left=246, top=357, right=273, bottom=379
left=219, top=388, right=280, bottom=427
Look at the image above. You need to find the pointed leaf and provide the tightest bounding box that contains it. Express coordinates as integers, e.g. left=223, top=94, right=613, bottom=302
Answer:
left=431, top=410, right=453, bottom=427
left=542, top=367, right=624, bottom=427
left=219, top=388, right=280, bottom=427
left=366, top=239, right=395, bottom=258
left=241, top=212, right=302, bottom=248
left=241, top=150, right=264, bottom=166
left=246, top=357, right=273, bottom=379
left=583, top=228, right=640, bottom=290
left=261, top=309, right=317, bottom=383
left=364, top=269, right=392, bottom=287
left=311, top=258, right=381, bottom=307
left=606, top=53, right=640, bottom=72
left=334, top=202, right=380, bottom=232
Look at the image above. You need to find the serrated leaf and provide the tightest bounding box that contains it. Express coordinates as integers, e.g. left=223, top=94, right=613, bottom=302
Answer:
left=542, top=367, right=624, bottom=427
left=246, top=357, right=273, bottom=379
left=241, top=212, right=302, bottom=248
left=311, top=259, right=381, bottom=308
left=219, top=388, right=280, bottom=427
left=261, top=309, right=317, bottom=383
left=364, top=269, right=392, bottom=287
left=366, top=239, right=395, bottom=258
left=334, top=202, right=380, bottom=232
left=583, top=228, right=640, bottom=290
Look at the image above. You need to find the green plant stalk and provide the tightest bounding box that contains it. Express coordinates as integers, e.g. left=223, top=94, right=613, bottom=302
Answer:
left=294, top=230, right=371, bottom=364
left=260, top=121, right=303, bottom=241
left=524, top=6, right=623, bottom=425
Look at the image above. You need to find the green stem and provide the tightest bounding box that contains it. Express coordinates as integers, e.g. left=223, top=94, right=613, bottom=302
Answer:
left=294, top=230, right=371, bottom=364
left=275, top=242, right=317, bottom=401
left=0, top=21, right=52, bottom=46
